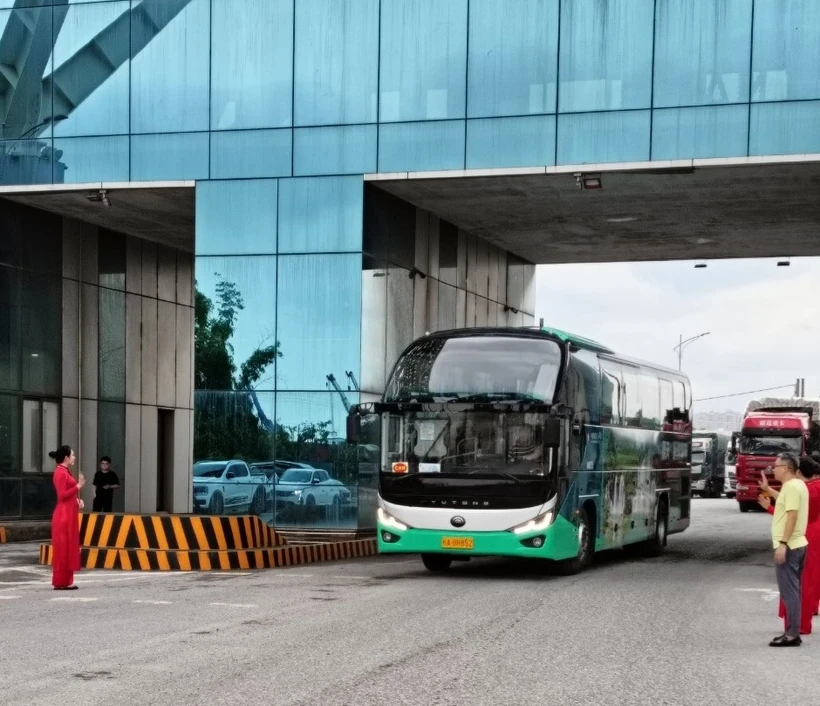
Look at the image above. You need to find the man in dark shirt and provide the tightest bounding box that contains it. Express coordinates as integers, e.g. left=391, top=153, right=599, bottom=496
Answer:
left=92, top=456, right=120, bottom=512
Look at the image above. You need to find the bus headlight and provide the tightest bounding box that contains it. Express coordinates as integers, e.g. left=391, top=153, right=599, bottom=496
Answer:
left=508, top=510, right=553, bottom=535
left=378, top=507, right=409, bottom=531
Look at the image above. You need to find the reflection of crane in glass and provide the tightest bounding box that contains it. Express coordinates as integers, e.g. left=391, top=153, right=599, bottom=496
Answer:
left=247, top=388, right=276, bottom=433
left=0, top=0, right=195, bottom=183
left=326, top=374, right=351, bottom=414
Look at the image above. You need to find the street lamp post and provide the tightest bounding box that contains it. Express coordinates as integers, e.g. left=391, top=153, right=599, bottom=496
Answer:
left=674, top=332, right=710, bottom=371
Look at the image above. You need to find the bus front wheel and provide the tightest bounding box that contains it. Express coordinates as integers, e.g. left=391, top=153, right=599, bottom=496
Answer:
left=421, top=554, right=453, bottom=572
left=556, top=508, right=594, bottom=575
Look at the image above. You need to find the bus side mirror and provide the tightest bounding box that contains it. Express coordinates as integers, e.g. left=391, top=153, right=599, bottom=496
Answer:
left=544, top=419, right=561, bottom=448
left=346, top=405, right=361, bottom=445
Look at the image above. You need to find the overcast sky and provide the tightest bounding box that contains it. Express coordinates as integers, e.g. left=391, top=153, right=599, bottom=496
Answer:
left=535, top=257, right=819, bottom=415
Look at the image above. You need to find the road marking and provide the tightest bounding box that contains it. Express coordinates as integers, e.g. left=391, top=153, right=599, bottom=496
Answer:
left=736, top=588, right=775, bottom=592
left=50, top=596, right=98, bottom=602
left=0, top=595, right=20, bottom=599
left=209, top=602, right=258, bottom=609
left=736, top=588, right=780, bottom=601
left=134, top=600, right=172, bottom=605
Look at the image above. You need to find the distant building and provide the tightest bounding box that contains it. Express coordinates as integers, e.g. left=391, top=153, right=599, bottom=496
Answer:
left=694, top=410, right=743, bottom=432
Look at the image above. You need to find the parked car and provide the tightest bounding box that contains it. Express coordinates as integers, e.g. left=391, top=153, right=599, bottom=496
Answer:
left=192, top=460, right=267, bottom=515
left=274, top=467, right=351, bottom=509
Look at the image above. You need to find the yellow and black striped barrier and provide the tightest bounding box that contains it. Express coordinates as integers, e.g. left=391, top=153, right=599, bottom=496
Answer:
left=78, top=513, right=283, bottom=551
left=39, top=537, right=377, bottom=571
left=0, top=526, right=7, bottom=543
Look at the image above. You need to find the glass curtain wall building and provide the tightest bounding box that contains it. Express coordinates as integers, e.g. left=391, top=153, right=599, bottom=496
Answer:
left=0, top=0, right=817, bottom=525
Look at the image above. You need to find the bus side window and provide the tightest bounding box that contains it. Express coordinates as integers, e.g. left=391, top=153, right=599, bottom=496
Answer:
left=622, top=366, right=642, bottom=427
left=659, top=379, right=674, bottom=425
left=639, top=371, right=660, bottom=430
left=600, top=362, right=622, bottom=425
left=673, top=381, right=685, bottom=412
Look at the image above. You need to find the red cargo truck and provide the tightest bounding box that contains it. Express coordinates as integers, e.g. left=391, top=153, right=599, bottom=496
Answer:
left=734, top=398, right=820, bottom=512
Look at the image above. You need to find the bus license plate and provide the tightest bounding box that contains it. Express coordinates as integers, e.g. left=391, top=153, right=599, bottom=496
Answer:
left=441, top=537, right=474, bottom=550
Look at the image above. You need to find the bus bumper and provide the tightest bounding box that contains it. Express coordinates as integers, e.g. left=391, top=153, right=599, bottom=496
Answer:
left=376, top=514, right=581, bottom=561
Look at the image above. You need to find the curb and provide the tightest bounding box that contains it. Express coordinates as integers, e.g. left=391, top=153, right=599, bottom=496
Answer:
left=39, top=538, right=377, bottom=571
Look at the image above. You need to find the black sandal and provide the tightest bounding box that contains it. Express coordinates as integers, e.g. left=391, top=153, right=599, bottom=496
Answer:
left=769, top=634, right=801, bottom=647
left=53, top=585, right=78, bottom=591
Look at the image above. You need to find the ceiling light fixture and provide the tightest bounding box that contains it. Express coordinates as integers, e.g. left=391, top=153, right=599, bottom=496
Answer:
left=87, top=189, right=111, bottom=208
left=574, top=172, right=602, bottom=190
left=607, top=216, right=636, bottom=223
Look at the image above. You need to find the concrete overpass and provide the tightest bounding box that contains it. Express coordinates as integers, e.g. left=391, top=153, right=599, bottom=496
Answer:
left=367, top=154, right=820, bottom=265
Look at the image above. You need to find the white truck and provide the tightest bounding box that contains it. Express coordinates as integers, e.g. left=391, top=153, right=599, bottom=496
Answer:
left=192, top=460, right=268, bottom=515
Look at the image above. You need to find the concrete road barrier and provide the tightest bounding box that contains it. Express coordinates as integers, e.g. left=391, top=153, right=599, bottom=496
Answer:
left=38, top=512, right=376, bottom=571
left=39, top=537, right=377, bottom=571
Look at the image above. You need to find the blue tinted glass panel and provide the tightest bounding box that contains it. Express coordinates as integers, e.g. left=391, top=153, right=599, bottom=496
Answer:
left=211, top=0, right=293, bottom=130
left=753, top=0, right=820, bottom=102
left=0, top=141, right=54, bottom=186
left=654, top=0, right=752, bottom=108
left=51, top=1, right=130, bottom=138
left=278, top=177, right=363, bottom=254
left=0, top=8, right=51, bottom=140
left=379, top=0, right=468, bottom=122
left=276, top=254, right=361, bottom=390
left=196, top=256, right=278, bottom=389
left=55, top=136, right=129, bottom=183
left=651, top=105, right=749, bottom=160
left=466, top=116, right=555, bottom=169
left=558, top=0, right=653, bottom=112
left=196, top=180, right=278, bottom=256
left=557, top=111, right=650, bottom=165
left=131, top=133, right=209, bottom=181
left=378, top=121, right=465, bottom=173
left=749, top=101, right=820, bottom=156
left=99, top=288, right=125, bottom=401
left=131, top=0, right=210, bottom=133
left=468, top=0, right=559, bottom=118
left=210, top=129, right=292, bottom=180
left=293, top=125, right=377, bottom=176
left=294, top=0, right=379, bottom=126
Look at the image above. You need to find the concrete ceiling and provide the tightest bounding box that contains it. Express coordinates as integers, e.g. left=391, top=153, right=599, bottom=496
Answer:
left=1, top=186, right=194, bottom=252
left=372, top=161, right=820, bottom=264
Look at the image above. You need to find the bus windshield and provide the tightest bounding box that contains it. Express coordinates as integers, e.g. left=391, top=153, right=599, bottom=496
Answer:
left=382, top=410, right=553, bottom=478
left=738, top=435, right=802, bottom=457
left=384, top=336, right=562, bottom=403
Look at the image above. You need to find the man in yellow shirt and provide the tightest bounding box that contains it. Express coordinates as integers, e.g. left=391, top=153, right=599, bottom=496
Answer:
left=768, top=452, right=809, bottom=647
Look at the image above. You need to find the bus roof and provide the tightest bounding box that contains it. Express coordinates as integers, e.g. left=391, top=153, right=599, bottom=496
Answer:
left=422, top=326, right=687, bottom=381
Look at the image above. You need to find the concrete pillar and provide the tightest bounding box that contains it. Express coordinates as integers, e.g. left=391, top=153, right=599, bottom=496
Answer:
left=139, top=405, right=158, bottom=513
left=157, top=301, right=176, bottom=409
left=141, top=298, right=158, bottom=405
left=124, top=404, right=142, bottom=513
left=125, top=293, right=142, bottom=404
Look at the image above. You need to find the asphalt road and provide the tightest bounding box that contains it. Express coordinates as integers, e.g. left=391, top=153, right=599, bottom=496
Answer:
left=1, top=499, right=817, bottom=706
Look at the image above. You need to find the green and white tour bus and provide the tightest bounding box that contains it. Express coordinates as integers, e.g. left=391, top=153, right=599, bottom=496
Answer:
left=347, top=326, right=692, bottom=574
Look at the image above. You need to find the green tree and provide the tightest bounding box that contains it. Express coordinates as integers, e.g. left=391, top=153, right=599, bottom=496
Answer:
left=193, top=278, right=280, bottom=461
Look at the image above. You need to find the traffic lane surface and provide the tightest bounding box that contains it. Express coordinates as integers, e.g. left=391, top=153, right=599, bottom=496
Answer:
left=0, top=500, right=816, bottom=706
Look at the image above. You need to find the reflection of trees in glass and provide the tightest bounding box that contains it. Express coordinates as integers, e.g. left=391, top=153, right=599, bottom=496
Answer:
left=193, top=277, right=359, bottom=483
left=194, top=278, right=279, bottom=460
